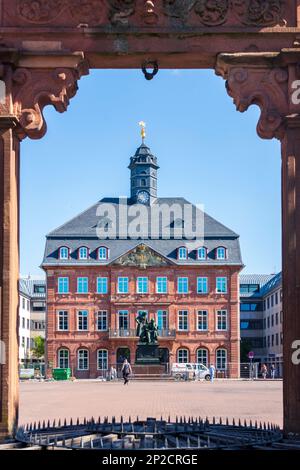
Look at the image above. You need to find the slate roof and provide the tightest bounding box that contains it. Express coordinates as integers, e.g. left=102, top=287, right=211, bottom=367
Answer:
left=239, top=273, right=281, bottom=298
left=260, top=272, right=282, bottom=296
left=19, top=278, right=46, bottom=299
left=42, top=197, right=243, bottom=267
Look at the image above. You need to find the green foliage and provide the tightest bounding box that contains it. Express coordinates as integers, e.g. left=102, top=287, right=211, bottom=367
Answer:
left=32, top=336, right=45, bottom=358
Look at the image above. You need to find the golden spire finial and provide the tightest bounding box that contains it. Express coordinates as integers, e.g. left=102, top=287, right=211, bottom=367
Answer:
left=139, top=121, right=146, bottom=142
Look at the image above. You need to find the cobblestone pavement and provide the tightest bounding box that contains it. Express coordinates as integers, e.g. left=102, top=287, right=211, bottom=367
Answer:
left=19, top=380, right=283, bottom=427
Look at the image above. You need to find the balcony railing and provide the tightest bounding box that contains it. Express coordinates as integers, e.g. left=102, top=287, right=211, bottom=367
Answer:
left=109, top=329, right=176, bottom=339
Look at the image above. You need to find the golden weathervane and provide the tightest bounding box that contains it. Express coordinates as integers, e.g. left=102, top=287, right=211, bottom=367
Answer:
left=139, top=121, right=146, bottom=142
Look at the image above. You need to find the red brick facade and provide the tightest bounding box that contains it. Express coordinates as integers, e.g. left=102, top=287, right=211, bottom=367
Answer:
left=45, top=263, right=241, bottom=378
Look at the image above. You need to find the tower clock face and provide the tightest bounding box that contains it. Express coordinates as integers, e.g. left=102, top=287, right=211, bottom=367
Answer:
left=137, top=191, right=150, bottom=204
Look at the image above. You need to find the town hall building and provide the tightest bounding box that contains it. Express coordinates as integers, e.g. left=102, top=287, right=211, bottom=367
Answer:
left=43, top=129, right=243, bottom=378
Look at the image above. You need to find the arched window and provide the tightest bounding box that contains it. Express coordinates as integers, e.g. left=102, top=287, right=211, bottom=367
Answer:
left=216, top=348, right=227, bottom=370
left=78, top=246, right=88, bottom=259
left=177, top=348, right=189, bottom=363
left=98, top=246, right=108, bottom=260
left=140, top=178, right=146, bottom=186
left=197, top=247, right=207, bottom=260
left=177, top=246, right=187, bottom=260
left=216, top=247, right=226, bottom=260
left=97, top=349, right=108, bottom=370
left=78, top=349, right=89, bottom=370
left=196, top=348, right=208, bottom=367
left=58, top=348, right=69, bottom=369
left=59, top=246, right=69, bottom=260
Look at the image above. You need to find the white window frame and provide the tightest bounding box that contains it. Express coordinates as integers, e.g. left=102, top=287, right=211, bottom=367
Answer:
left=197, top=310, right=208, bottom=331
left=77, top=310, right=89, bottom=331
left=197, top=247, right=207, bottom=260
left=59, top=247, right=69, bottom=260
left=117, top=277, right=129, bottom=294
left=156, top=277, right=168, bottom=294
left=57, top=310, right=69, bottom=331
left=177, top=348, right=189, bottom=363
left=178, top=247, right=187, bottom=260
left=58, top=277, right=69, bottom=294
left=178, top=310, right=188, bottom=331
left=97, top=277, right=108, bottom=294
left=97, top=349, right=108, bottom=370
left=77, top=277, right=88, bottom=294
left=216, top=310, right=228, bottom=331
left=216, top=276, right=227, bottom=294
left=216, top=349, right=227, bottom=370
left=58, top=348, right=69, bottom=369
left=197, top=277, right=208, bottom=294
left=137, top=277, right=148, bottom=294
left=177, top=277, right=188, bottom=294
left=79, top=246, right=88, bottom=259
left=78, top=349, right=89, bottom=370
left=98, top=247, right=108, bottom=260
left=197, top=348, right=208, bottom=367
left=96, top=311, right=108, bottom=331
left=216, top=247, right=226, bottom=260
left=157, top=310, right=168, bottom=330
left=118, top=310, right=129, bottom=330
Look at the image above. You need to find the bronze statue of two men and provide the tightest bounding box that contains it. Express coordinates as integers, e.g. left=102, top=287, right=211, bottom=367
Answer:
left=135, top=311, right=158, bottom=344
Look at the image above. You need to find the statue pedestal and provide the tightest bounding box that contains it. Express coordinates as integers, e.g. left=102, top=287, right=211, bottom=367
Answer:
left=135, top=343, right=160, bottom=365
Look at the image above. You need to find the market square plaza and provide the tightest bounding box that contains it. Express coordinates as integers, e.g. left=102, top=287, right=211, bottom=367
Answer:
left=19, top=380, right=283, bottom=428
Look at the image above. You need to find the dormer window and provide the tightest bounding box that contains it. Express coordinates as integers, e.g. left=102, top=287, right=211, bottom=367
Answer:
left=78, top=247, right=88, bottom=260
left=98, top=247, right=108, bottom=260
left=178, top=247, right=188, bottom=260
left=216, top=247, right=226, bottom=260
left=59, top=247, right=69, bottom=260
left=197, top=247, right=207, bottom=260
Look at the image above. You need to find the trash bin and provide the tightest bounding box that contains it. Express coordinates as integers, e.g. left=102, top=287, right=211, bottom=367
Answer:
left=52, top=368, right=71, bottom=381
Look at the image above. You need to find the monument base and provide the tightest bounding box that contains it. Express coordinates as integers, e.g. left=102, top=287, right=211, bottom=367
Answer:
left=135, top=343, right=160, bottom=365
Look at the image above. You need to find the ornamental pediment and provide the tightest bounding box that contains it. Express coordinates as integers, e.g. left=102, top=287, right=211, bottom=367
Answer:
left=113, top=243, right=171, bottom=268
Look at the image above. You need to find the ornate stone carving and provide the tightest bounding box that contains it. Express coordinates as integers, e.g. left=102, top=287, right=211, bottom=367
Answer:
left=163, top=0, right=284, bottom=26
left=114, top=243, right=170, bottom=268
left=141, top=0, right=159, bottom=25
left=108, top=0, right=136, bottom=25
left=17, top=0, right=65, bottom=23
left=232, top=0, right=284, bottom=26
left=69, top=0, right=105, bottom=23
left=11, top=63, right=89, bottom=139
left=194, top=0, right=229, bottom=26
left=162, top=0, right=195, bottom=21
left=216, top=60, right=289, bottom=140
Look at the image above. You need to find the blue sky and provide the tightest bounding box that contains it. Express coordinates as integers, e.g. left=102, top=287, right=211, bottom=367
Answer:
left=20, top=69, right=281, bottom=277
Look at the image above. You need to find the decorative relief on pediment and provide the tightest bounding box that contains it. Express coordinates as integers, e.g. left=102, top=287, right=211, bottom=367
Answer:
left=113, top=244, right=170, bottom=269
left=15, top=0, right=286, bottom=27
left=163, top=0, right=284, bottom=26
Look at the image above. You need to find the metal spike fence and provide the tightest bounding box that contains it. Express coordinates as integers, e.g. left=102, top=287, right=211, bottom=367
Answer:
left=15, top=416, right=283, bottom=450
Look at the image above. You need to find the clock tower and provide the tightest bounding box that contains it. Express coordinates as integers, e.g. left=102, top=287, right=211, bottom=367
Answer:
left=129, top=123, right=159, bottom=205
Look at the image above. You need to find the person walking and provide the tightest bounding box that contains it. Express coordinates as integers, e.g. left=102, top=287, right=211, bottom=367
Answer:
left=121, top=359, right=132, bottom=385
left=209, top=364, right=216, bottom=383
left=261, top=363, right=268, bottom=379
left=270, top=363, right=276, bottom=379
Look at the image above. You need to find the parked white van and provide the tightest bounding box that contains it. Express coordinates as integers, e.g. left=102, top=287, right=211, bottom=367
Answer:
left=171, top=363, right=211, bottom=381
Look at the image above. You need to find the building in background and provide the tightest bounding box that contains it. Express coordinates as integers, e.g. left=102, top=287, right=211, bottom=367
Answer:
left=239, top=273, right=282, bottom=376
left=18, top=282, right=31, bottom=365
left=43, top=136, right=243, bottom=379
left=18, top=278, right=46, bottom=364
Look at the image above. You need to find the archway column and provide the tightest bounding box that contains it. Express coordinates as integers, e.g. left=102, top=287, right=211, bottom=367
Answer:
left=0, top=54, right=89, bottom=438
left=216, top=52, right=300, bottom=435
left=0, top=116, right=20, bottom=438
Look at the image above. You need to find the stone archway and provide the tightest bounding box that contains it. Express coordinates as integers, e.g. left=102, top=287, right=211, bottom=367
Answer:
left=0, top=0, right=300, bottom=437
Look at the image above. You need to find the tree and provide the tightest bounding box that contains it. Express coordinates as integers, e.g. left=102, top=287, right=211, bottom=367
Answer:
left=32, top=336, right=45, bottom=359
